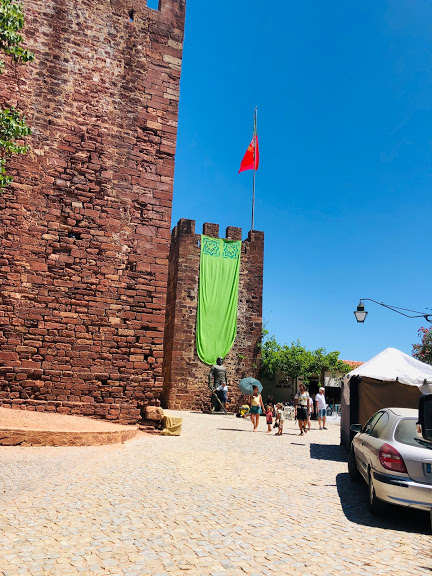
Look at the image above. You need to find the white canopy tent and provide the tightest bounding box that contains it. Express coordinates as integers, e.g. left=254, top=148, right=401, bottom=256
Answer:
left=341, top=347, right=432, bottom=449
left=343, top=347, right=432, bottom=405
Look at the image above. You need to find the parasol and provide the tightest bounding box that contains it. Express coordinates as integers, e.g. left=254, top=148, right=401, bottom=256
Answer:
left=238, top=377, right=263, bottom=395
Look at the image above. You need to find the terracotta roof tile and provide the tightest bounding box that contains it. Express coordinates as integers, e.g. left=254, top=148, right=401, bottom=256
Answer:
left=341, top=360, right=364, bottom=368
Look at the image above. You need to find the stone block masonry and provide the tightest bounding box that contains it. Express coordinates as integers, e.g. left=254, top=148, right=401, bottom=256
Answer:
left=163, top=219, right=264, bottom=411
left=0, top=0, right=186, bottom=423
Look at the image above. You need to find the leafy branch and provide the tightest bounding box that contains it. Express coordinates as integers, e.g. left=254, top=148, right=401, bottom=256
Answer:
left=0, top=0, right=34, bottom=191
left=412, top=326, right=432, bottom=365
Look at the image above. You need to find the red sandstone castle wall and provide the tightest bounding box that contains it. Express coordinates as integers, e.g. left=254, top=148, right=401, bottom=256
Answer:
left=0, top=0, right=186, bottom=423
left=162, top=219, right=264, bottom=411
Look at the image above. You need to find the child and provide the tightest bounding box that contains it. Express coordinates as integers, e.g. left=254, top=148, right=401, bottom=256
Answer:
left=275, top=403, right=285, bottom=435
left=265, top=405, right=273, bottom=433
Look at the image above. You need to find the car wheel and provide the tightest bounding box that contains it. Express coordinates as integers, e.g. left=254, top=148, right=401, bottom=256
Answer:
left=368, top=470, right=386, bottom=515
left=348, top=447, right=361, bottom=482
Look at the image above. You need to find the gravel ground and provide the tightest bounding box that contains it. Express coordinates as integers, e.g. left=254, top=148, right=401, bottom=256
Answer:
left=0, top=411, right=430, bottom=576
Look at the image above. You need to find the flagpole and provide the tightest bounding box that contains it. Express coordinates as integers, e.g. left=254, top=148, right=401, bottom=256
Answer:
left=251, top=107, right=257, bottom=231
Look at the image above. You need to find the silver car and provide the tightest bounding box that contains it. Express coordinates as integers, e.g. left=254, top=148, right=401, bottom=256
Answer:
left=349, top=407, right=432, bottom=514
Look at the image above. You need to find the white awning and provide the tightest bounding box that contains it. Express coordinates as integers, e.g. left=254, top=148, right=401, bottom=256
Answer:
left=343, top=347, right=432, bottom=405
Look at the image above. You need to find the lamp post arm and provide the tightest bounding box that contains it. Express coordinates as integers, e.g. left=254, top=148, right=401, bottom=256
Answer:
left=359, top=299, right=432, bottom=323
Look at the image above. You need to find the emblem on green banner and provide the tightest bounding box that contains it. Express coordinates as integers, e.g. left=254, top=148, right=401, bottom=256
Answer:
left=196, top=235, right=242, bottom=365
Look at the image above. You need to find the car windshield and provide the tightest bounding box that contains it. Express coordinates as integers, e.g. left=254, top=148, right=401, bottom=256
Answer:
left=394, top=418, right=420, bottom=447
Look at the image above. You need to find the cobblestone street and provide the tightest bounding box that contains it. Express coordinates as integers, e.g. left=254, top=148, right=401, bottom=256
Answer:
left=0, top=411, right=430, bottom=576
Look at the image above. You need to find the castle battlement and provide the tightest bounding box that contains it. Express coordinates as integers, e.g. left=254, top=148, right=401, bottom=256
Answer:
left=171, top=218, right=264, bottom=245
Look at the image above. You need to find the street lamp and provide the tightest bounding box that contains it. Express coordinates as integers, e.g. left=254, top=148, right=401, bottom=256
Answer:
left=354, top=299, right=432, bottom=324
left=354, top=301, right=368, bottom=323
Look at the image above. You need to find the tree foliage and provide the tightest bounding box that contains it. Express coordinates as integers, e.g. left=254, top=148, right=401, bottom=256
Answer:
left=412, top=326, right=432, bottom=366
left=260, top=332, right=352, bottom=384
left=0, top=0, right=34, bottom=190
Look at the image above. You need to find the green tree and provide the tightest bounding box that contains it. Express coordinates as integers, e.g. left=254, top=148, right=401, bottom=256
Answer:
left=320, top=349, right=353, bottom=378
left=259, top=332, right=283, bottom=379
left=412, top=326, right=432, bottom=365
left=260, top=333, right=352, bottom=384
left=0, top=0, right=34, bottom=190
left=278, top=340, right=314, bottom=384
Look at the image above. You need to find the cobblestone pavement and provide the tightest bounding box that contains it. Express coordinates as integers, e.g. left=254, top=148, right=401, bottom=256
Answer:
left=0, top=412, right=430, bottom=576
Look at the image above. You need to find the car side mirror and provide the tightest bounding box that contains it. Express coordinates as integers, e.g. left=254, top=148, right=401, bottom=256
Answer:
left=417, top=394, right=432, bottom=443
left=350, top=424, right=362, bottom=434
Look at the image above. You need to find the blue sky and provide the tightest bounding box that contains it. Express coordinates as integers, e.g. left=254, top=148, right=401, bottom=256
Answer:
left=171, top=0, right=431, bottom=362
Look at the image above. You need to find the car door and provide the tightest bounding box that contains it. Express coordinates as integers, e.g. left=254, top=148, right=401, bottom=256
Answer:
left=354, top=411, right=387, bottom=481
left=361, top=411, right=390, bottom=474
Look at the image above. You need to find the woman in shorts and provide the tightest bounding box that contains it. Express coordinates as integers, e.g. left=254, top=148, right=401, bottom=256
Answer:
left=294, top=383, right=310, bottom=435
left=249, top=385, right=265, bottom=432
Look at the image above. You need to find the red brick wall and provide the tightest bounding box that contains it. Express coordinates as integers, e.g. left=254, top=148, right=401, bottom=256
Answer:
left=162, top=219, right=264, bottom=411
left=0, top=0, right=186, bottom=423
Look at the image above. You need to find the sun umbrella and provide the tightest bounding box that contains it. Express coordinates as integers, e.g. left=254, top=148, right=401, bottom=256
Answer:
left=239, top=377, right=263, bottom=395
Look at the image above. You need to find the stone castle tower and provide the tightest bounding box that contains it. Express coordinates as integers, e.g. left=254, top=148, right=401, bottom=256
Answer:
left=163, top=219, right=264, bottom=412
left=0, top=0, right=186, bottom=423
left=0, top=0, right=264, bottom=422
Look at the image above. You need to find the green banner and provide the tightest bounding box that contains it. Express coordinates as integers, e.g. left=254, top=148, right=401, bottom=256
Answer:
left=196, top=235, right=242, bottom=365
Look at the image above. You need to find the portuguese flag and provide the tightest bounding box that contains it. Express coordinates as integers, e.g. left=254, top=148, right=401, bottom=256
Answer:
left=238, top=113, right=259, bottom=173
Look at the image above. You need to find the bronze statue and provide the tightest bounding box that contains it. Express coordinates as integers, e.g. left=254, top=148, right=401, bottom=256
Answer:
left=208, top=357, right=228, bottom=412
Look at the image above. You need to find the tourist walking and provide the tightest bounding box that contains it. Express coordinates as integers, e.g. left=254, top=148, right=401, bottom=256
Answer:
left=275, top=403, right=284, bottom=435
left=315, top=387, right=327, bottom=430
left=250, top=385, right=265, bottom=432
left=294, top=384, right=310, bottom=435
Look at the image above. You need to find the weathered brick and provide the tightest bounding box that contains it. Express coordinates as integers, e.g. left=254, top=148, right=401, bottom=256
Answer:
left=0, top=0, right=186, bottom=425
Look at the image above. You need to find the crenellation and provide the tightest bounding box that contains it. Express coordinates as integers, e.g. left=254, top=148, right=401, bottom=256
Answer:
left=226, top=226, right=242, bottom=241
left=202, top=222, right=219, bottom=237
